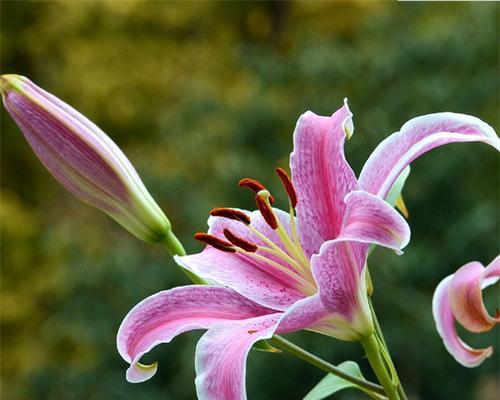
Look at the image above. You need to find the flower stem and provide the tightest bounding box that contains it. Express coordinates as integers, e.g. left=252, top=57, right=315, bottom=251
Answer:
left=368, top=277, right=408, bottom=400
left=360, top=333, right=400, bottom=400
left=270, top=335, right=386, bottom=397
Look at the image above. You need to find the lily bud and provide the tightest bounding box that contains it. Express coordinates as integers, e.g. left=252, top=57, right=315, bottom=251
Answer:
left=1, top=74, right=171, bottom=244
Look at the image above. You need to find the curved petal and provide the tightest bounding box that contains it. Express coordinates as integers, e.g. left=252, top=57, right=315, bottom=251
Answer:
left=310, top=240, right=373, bottom=340
left=195, top=314, right=281, bottom=400
left=194, top=298, right=347, bottom=400
left=359, top=112, right=500, bottom=199
left=276, top=294, right=356, bottom=341
left=432, top=276, right=493, bottom=367
left=340, top=190, right=411, bottom=254
left=116, top=285, right=276, bottom=383
left=175, top=210, right=309, bottom=311
left=449, top=257, right=500, bottom=333
left=290, top=100, right=358, bottom=256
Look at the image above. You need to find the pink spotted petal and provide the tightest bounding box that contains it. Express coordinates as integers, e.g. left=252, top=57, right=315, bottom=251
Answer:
left=175, top=248, right=305, bottom=311
left=359, top=112, right=499, bottom=199
left=290, top=100, right=358, bottom=256
left=449, top=257, right=500, bottom=333
left=116, top=285, right=276, bottom=383
left=175, top=210, right=308, bottom=311
left=310, top=240, right=373, bottom=340
left=195, top=314, right=282, bottom=400
left=340, top=190, right=411, bottom=254
left=432, top=276, right=494, bottom=367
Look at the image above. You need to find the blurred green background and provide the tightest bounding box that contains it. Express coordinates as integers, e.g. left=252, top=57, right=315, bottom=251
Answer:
left=1, top=1, right=498, bottom=399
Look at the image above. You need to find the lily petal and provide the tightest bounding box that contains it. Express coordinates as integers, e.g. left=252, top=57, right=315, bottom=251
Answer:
left=175, top=210, right=308, bottom=311
left=432, top=276, right=494, bottom=367
left=116, top=285, right=276, bottom=383
left=277, top=294, right=356, bottom=341
left=290, top=101, right=358, bottom=256
left=195, top=314, right=281, bottom=400
left=310, top=240, right=373, bottom=341
left=449, top=257, right=500, bottom=333
left=359, top=112, right=499, bottom=199
left=194, top=302, right=337, bottom=400
left=340, top=190, right=411, bottom=254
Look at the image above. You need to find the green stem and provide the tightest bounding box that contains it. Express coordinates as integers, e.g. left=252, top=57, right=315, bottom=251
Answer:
left=162, top=229, right=186, bottom=256
left=161, top=230, right=206, bottom=284
left=368, top=283, right=408, bottom=400
left=370, top=300, right=408, bottom=399
left=361, top=334, right=400, bottom=400
left=270, top=335, right=386, bottom=397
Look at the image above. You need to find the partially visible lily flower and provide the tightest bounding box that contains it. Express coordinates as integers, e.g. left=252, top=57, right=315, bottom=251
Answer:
left=1, top=75, right=172, bottom=245
left=117, top=100, right=498, bottom=399
left=432, top=256, right=500, bottom=367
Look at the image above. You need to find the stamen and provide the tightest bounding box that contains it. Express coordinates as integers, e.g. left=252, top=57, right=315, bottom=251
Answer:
left=255, top=190, right=278, bottom=229
left=210, top=208, right=251, bottom=225
left=275, top=167, right=297, bottom=208
left=239, top=178, right=275, bottom=204
left=194, top=232, right=235, bottom=253
left=223, top=228, right=257, bottom=253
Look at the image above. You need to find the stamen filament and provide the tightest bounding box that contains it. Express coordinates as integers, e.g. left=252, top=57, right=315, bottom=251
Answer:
left=246, top=224, right=306, bottom=272
left=287, top=201, right=310, bottom=268
left=257, top=189, right=311, bottom=275
left=233, top=247, right=316, bottom=294
left=257, top=246, right=308, bottom=277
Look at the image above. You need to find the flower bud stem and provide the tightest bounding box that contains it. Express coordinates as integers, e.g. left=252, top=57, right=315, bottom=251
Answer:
left=161, top=230, right=206, bottom=284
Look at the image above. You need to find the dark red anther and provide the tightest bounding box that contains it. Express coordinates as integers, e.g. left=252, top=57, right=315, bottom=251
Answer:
left=223, top=228, right=258, bottom=253
left=275, top=167, right=297, bottom=208
left=255, top=194, right=278, bottom=230
left=238, top=178, right=275, bottom=204
left=194, top=233, right=235, bottom=253
left=210, top=208, right=251, bottom=225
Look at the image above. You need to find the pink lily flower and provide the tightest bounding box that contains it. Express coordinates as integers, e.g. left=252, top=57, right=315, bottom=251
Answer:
left=117, top=101, right=499, bottom=399
left=0, top=75, right=171, bottom=244
left=432, top=256, right=500, bottom=367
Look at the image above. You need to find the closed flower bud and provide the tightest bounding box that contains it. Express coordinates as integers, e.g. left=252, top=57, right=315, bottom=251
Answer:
left=1, top=74, right=171, bottom=244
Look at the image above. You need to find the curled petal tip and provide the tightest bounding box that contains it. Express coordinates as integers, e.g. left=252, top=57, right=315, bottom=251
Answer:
left=433, top=257, right=500, bottom=367
left=126, top=361, right=158, bottom=383
left=342, top=98, right=354, bottom=140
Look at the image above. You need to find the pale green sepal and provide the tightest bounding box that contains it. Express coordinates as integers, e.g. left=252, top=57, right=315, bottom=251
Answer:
left=252, top=340, right=281, bottom=353
left=385, top=166, right=410, bottom=208
left=303, top=361, right=385, bottom=400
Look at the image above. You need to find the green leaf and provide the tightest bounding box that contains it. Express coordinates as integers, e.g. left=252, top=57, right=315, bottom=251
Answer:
left=303, top=361, right=377, bottom=400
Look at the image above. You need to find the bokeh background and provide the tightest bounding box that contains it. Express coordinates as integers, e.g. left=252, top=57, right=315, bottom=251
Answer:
left=1, top=1, right=498, bottom=399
